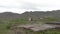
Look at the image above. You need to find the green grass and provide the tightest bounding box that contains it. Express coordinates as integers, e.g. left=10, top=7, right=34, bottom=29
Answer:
left=0, top=17, right=60, bottom=34
left=0, top=24, right=9, bottom=34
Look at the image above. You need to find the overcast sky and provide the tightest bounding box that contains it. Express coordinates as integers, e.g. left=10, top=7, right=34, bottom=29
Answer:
left=0, top=0, right=60, bottom=14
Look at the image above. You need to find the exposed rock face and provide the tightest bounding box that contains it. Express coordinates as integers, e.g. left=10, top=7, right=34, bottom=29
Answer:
left=13, top=22, right=60, bottom=32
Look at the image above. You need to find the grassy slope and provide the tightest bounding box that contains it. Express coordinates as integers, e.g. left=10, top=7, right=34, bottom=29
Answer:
left=0, top=18, right=60, bottom=34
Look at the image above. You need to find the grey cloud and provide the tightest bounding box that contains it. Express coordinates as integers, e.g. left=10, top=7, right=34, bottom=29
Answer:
left=0, top=2, right=58, bottom=11
left=20, top=3, right=39, bottom=10
left=0, top=2, right=40, bottom=10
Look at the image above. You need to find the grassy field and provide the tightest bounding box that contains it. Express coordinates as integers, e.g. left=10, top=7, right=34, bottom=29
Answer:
left=0, top=17, right=60, bottom=34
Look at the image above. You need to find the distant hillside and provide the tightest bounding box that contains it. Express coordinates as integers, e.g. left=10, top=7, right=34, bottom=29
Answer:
left=0, top=10, right=60, bottom=19
left=21, top=10, right=60, bottom=18
left=0, top=12, right=21, bottom=19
